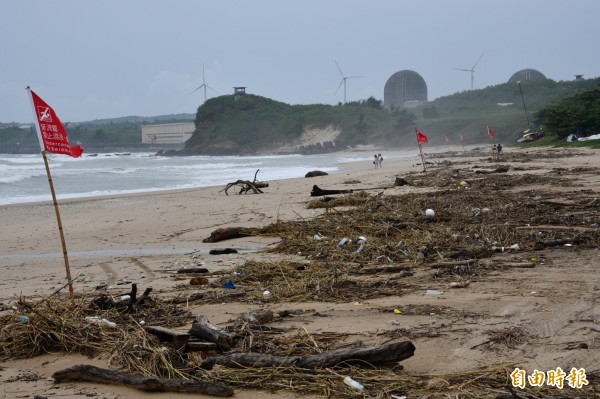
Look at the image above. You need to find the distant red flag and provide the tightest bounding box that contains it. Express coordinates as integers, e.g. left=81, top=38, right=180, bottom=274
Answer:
left=459, top=134, right=465, bottom=143
left=415, top=127, right=429, bottom=145
left=28, top=88, right=84, bottom=157
left=487, top=126, right=495, bottom=138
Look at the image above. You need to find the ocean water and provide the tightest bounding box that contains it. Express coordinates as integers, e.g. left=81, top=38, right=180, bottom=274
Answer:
left=0, top=151, right=374, bottom=206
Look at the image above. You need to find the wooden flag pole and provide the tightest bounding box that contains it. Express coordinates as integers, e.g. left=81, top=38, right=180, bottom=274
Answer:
left=41, top=150, right=74, bottom=297
left=419, top=144, right=427, bottom=173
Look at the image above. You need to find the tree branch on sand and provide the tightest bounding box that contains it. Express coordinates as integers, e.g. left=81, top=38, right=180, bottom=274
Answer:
left=221, top=169, right=269, bottom=195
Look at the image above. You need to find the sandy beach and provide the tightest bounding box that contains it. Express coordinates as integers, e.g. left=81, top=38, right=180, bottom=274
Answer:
left=1, top=146, right=599, bottom=398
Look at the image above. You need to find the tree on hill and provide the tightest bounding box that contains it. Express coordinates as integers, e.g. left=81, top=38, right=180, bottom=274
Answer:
left=537, top=89, right=600, bottom=138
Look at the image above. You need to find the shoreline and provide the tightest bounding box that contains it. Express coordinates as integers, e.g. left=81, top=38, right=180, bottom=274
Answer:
left=2, top=146, right=598, bottom=398
left=0, top=145, right=466, bottom=208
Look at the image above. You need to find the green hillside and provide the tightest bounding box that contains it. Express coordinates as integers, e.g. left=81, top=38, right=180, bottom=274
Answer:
left=179, top=94, right=414, bottom=155
left=180, top=77, right=600, bottom=155
left=2, top=77, right=598, bottom=154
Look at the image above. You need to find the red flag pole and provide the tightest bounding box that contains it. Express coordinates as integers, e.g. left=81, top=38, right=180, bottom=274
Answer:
left=27, top=87, right=75, bottom=297
left=41, top=150, right=75, bottom=297
left=414, top=126, right=428, bottom=173
left=419, top=143, right=427, bottom=173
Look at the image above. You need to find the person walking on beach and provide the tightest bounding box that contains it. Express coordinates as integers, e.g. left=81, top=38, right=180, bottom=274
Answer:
left=373, top=154, right=380, bottom=168
left=491, top=145, right=497, bottom=160
left=378, top=153, right=383, bottom=168
left=496, top=144, right=503, bottom=160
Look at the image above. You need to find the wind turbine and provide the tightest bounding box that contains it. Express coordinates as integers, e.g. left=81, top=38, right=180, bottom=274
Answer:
left=335, top=60, right=360, bottom=103
left=190, top=64, right=217, bottom=102
left=453, top=53, right=484, bottom=90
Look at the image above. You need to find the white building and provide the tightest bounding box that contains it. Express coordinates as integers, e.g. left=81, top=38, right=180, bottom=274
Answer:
left=141, top=122, right=195, bottom=144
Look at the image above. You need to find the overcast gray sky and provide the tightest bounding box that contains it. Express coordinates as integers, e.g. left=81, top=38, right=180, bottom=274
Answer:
left=2, top=0, right=599, bottom=123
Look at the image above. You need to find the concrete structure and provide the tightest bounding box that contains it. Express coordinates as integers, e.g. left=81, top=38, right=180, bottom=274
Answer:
left=141, top=122, right=195, bottom=144
left=384, top=70, right=428, bottom=109
left=508, top=68, right=547, bottom=83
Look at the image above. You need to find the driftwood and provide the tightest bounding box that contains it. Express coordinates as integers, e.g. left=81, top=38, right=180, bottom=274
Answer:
left=240, top=309, right=274, bottom=324
left=358, top=265, right=412, bottom=274
left=516, top=225, right=594, bottom=232
left=209, top=248, right=238, bottom=255
left=203, top=227, right=259, bottom=243
left=189, top=315, right=233, bottom=350
left=167, top=291, right=245, bottom=304
left=475, top=165, right=509, bottom=174
left=145, top=325, right=190, bottom=348
left=222, top=169, right=268, bottom=195
left=52, top=364, right=234, bottom=396
left=90, top=283, right=152, bottom=313
left=310, top=185, right=353, bottom=197
left=497, top=262, right=536, bottom=268
left=177, top=267, right=209, bottom=274
left=200, top=340, right=415, bottom=370
left=428, top=259, right=477, bottom=269
left=535, top=237, right=580, bottom=248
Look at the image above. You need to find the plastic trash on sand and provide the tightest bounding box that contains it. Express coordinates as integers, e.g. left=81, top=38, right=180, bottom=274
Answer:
left=356, top=236, right=367, bottom=253
left=224, top=280, right=236, bottom=289
left=313, top=233, right=326, bottom=240
left=426, top=289, right=443, bottom=296
left=337, top=237, right=350, bottom=248
left=85, top=316, right=117, bottom=328
left=343, top=376, right=364, bottom=391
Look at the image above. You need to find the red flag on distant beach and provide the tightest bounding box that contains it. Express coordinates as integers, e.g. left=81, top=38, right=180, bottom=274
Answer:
left=487, top=126, right=495, bottom=138
left=415, top=128, right=429, bottom=144
left=27, top=87, right=84, bottom=157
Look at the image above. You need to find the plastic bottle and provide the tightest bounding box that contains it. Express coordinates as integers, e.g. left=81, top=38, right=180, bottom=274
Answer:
left=337, top=238, right=349, bottom=248
left=343, top=376, right=364, bottom=391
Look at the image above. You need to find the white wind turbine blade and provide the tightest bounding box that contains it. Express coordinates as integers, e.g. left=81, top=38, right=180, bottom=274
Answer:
left=189, top=84, right=205, bottom=95
left=335, top=78, right=345, bottom=93
left=471, top=53, right=484, bottom=70
left=335, top=60, right=344, bottom=77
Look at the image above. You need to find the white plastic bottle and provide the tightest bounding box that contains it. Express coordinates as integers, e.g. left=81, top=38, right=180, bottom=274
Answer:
left=343, top=376, right=364, bottom=390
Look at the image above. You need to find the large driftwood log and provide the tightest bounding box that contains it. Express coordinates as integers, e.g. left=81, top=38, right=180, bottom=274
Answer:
left=189, top=315, right=234, bottom=350
left=200, top=340, right=415, bottom=370
left=52, top=364, right=234, bottom=396
left=203, top=226, right=259, bottom=243
left=310, top=185, right=353, bottom=197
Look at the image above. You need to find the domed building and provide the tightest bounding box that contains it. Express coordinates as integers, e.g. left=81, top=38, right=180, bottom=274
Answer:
left=508, top=68, right=547, bottom=83
left=384, top=70, right=428, bottom=109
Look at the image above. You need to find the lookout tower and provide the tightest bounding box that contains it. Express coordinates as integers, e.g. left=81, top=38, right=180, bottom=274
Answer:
left=233, top=87, right=247, bottom=95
